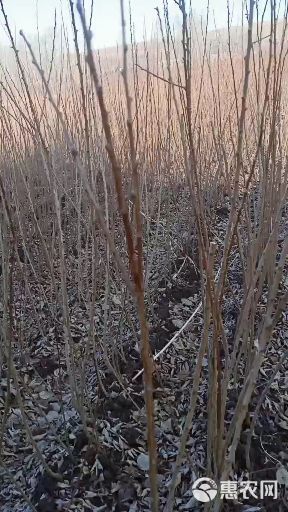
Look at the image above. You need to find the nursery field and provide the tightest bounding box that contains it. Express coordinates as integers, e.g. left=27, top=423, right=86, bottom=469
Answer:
left=0, top=1, right=288, bottom=511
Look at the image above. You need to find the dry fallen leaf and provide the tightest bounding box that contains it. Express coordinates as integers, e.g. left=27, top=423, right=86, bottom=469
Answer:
left=137, top=453, right=150, bottom=472
left=276, top=465, right=288, bottom=487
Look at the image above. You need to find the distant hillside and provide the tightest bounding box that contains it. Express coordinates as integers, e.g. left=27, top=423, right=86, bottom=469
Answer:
left=0, top=19, right=284, bottom=80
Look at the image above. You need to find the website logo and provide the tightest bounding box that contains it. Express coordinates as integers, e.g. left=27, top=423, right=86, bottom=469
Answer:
left=191, top=478, right=278, bottom=503
left=192, top=477, right=218, bottom=502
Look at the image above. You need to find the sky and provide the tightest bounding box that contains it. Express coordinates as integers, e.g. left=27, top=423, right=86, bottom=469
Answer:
left=0, top=1, right=274, bottom=50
